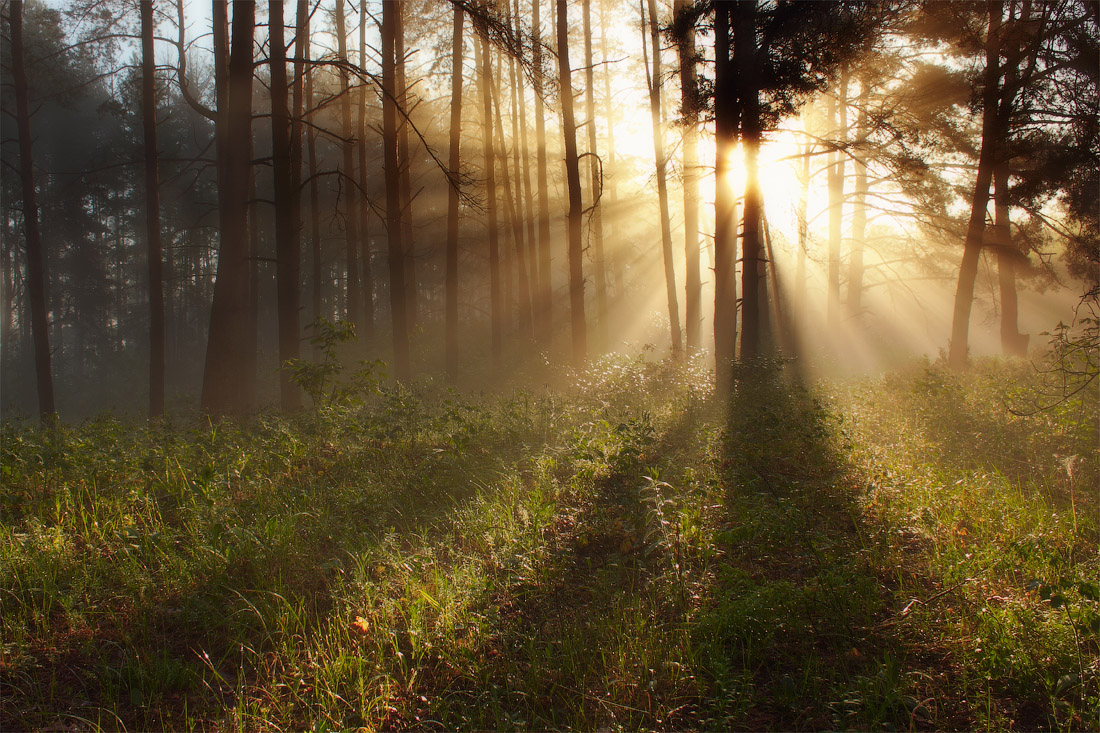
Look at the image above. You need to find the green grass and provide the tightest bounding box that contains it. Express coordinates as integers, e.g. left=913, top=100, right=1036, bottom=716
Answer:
left=1, top=354, right=1096, bottom=731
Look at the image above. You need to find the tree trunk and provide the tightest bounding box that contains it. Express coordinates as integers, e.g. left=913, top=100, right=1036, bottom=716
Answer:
left=795, top=113, right=810, bottom=318
left=643, top=0, right=683, bottom=357
left=949, top=1, right=1001, bottom=368
left=675, top=0, right=701, bottom=352
left=533, top=0, right=553, bottom=343
left=713, top=0, right=737, bottom=389
left=599, top=0, right=622, bottom=301
left=558, top=0, right=588, bottom=364
left=305, top=42, right=323, bottom=353
left=848, top=89, right=868, bottom=317
left=358, top=0, right=374, bottom=338
left=826, top=66, right=848, bottom=327
left=734, top=0, right=764, bottom=360
left=995, top=161, right=1027, bottom=356
left=10, top=0, right=56, bottom=420
left=582, top=0, right=608, bottom=348
left=335, top=0, right=360, bottom=331
left=493, top=69, right=533, bottom=335
left=382, top=0, right=412, bottom=381
left=201, top=0, right=255, bottom=416
left=476, top=25, right=502, bottom=364
left=396, top=0, right=417, bottom=329
left=515, top=0, right=539, bottom=314
left=141, top=0, right=165, bottom=418
left=446, top=5, right=464, bottom=383
left=270, top=0, right=301, bottom=410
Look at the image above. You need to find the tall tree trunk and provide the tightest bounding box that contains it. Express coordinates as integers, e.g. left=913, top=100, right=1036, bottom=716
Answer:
left=949, top=1, right=1001, bottom=367
left=10, top=0, right=56, bottom=420
left=493, top=70, right=533, bottom=335
left=826, top=66, right=848, bottom=327
left=643, top=0, right=683, bottom=357
left=446, top=6, right=464, bottom=383
left=507, top=21, right=533, bottom=337
left=382, top=0, right=412, bottom=380
left=599, top=0, right=621, bottom=300
left=847, top=88, right=868, bottom=317
left=795, top=117, right=810, bottom=318
left=476, top=25, right=502, bottom=363
left=201, top=0, right=255, bottom=416
left=582, top=0, right=608, bottom=348
left=335, top=0, right=361, bottom=331
left=734, top=0, right=764, bottom=360
left=396, top=0, right=417, bottom=329
left=713, top=0, right=737, bottom=389
left=558, top=0, right=587, bottom=364
left=533, top=0, right=553, bottom=342
left=141, top=0, right=165, bottom=418
left=995, top=161, right=1027, bottom=355
left=675, top=0, right=701, bottom=352
left=306, top=45, right=323, bottom=353
left=358, top=0, right=374, bottom=338
left=515, top=0, right=539, bottom=310
left=270, top=0, right=301, bottom=410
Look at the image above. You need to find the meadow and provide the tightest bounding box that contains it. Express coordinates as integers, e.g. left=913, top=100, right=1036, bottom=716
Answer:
left=2, top=351, right=1097, bottom=731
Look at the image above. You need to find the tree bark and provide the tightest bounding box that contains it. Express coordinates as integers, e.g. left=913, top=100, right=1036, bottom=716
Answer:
left=515, top=0, right=539, bottom=315
left=358, top=0, right=374, bottom=338
left=201, top=0, right=255, bottom=416
left=446, top=5, right=464, bottom=383
left=599, top=0, right=622, bottom=300
left=305, top=37, right=323, bottom=353
left=675, top=0, right=701, bottom=352
left=270, top=0, right=301, bottom=410
left=734, top=0, right=764, bottom=360
left=949, top=0, right=1001, bottom=368
left=476, top=25, right=502, bottom=364
left=848, top=88, right=868, bottom=317
left=643, top=0, right=683, bottom=357
left=382, top=0, right=412, bottom=381
left=558, top=0, right=588, bottom=364
left=493, top=68, right=534, bottom=335
left=533, top=0, right=553, bottom=343
left=141, top=0, right=165, bottom=418
left=10, top=0, right=56, bottom=420
left=582, top=0, right=608, bottom=349
left=826, top=66, right=848, bottom=327
left=335, top=0, right=361, bottom=331
left=995, top=161, right=1027, bottom=356
left=713, top=0, right=737, bottom=389
left=396, top=0, right=417, bottom=329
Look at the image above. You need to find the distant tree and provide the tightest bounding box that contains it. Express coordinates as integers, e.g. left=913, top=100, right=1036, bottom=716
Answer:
left=674, top=0, right=703, bottom=352
left=558, top=0, right=587, bottom=364
left=475, top=21, right=503, bottom=364
left=139, top=0, right=165, bottom=417
left=582, top=0, right=608, bottom=348
left=7, top=0, right=56, bottom=419
left=532, top=0, right=553, bottom=343
left=446, top=4, right=465, bottom=383
left=334, top=0, right=361, bottom=333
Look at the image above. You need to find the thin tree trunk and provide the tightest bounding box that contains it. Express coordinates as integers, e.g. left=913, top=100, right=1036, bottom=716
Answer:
left=382, top=0, right=411, bottom=380
left=358, top=0, right=374, bottom=338
left=533, top=0, right=553, bottom=342
left=949, top=0, right=1001, bottom=367
left=995, top=161, right=1027, bottom=356
left=493, top=71, right=533, bottom=334
left=674, top=0, right=700, bottom=351
left=141, top=0, right=165, bottom=418
left=201, top=0, right=255, bottom=415
left=558, top=0, right=587, bottom=364
left=270, top=0, right=301, bottom=409
left=582, top=0, right=608, bottom=348
left=826, top=66, right=848, bottom=327
left=735, top=0, right=764, bottom=360
left=10, top=0, right=55, bottom=420
left=396, top=0, right=417, bottom=328
left=599, top=0, right=621, bottom=299
left=476, top=25, right=502, bottom=363
left=796, top=117, right=810, bottom=318
left=642, top=0, right=683, bottom=357
left=335, top=0, right=360, bottom=331
left=515, top=0, right=539, bottom=307
left=848, top=90, right=868, bottom=318
left=713, top=0, right=737, bottom=390
left=305, top=45, right=323, bottom=354
left=446, top=5, right=464, bottom=382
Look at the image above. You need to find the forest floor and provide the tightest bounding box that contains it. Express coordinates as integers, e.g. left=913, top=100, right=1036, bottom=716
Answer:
left=1, top=355, right=1097, bottom=731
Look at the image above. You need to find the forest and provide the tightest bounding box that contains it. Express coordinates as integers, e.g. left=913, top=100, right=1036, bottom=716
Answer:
left=1, top=0, right=1097, bottom=729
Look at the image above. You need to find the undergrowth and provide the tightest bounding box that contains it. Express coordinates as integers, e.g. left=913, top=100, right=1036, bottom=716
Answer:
left=1, top=353, right=1095, bottom=731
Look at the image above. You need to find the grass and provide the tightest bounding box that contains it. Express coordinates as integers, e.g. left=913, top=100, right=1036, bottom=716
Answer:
left=1, top=353, right=1096, bottom=731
